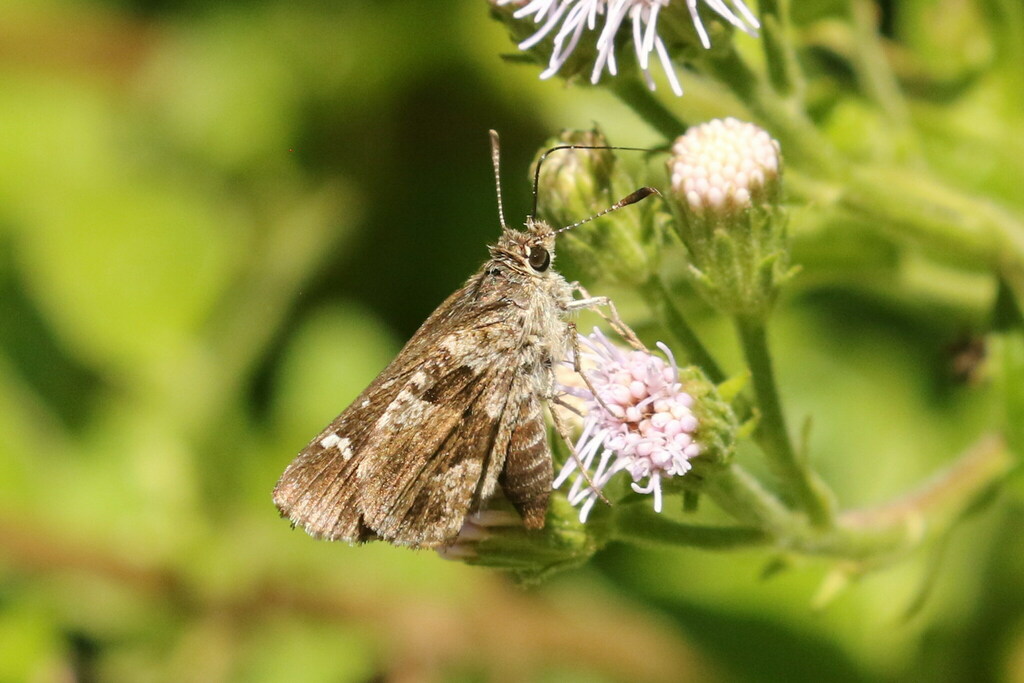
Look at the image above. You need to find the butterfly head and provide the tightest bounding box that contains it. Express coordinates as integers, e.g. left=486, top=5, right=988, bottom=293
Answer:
left=489, top=219, right=557, bottom=276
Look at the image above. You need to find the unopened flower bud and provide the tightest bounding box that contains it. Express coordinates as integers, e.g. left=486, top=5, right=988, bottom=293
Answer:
left=667, top=118, right=791, bottom=318
left=535, top=128, right=616, bottom=226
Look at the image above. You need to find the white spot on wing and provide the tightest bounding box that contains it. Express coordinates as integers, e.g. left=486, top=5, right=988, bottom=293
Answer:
left=319, top=434, right=354, bottom=460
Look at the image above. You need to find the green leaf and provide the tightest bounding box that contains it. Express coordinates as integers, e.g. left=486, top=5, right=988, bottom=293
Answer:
left=17, top=181, right=241, bottom=373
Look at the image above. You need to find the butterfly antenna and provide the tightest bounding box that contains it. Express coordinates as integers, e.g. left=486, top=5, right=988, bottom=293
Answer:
left=554, top=186, right=661, bottom=235
left=530, top=142, right=654, bottom=219
left=489, top=130, right=508, bottom=229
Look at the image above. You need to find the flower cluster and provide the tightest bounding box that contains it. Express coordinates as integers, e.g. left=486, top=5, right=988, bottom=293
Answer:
left=555, top=329, right=700, bottom=521
left=495, top=0, right=759, bottom=96
left=669, top=116, right=781, bottom=215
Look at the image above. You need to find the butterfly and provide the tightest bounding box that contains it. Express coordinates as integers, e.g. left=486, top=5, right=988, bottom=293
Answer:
left=273, top=131, right=656, bottom=547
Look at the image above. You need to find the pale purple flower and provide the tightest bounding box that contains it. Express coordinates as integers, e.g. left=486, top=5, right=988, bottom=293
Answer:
left=555, top=329, right=700, bottom=521
left=495, top=0, right=759, bottom=96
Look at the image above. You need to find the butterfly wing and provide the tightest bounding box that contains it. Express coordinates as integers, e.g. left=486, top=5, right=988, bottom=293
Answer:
left=273, top=267, right=553, bottom=546
left=271, top=359, right=413, bottom=542
left=357, top=357, right=520, bottom=546
left=499, top=390, right=551, bottom=530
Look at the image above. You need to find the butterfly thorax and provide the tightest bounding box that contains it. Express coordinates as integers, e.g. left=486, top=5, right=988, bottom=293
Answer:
left=481, top=224, right=573, bottom=383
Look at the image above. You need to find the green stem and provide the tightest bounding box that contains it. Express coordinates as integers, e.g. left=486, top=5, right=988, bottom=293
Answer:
left=829, top=435, right=1014, bottom=563
left=610, top=502, right=770, bottom=549
left=842, top=165, right=1024, bottom=266
left=849, top=0, right=913, bottom=131
left=639, top=276, right=724, bottom=382
left=610, top=437, right=1012, bottom=565
left=704, top=46, right=840, bottom=176
left=792, top=160, right=1024, bottom=314
left=609, top=78, right=687, bottom=140
left=758, top=0, right=802, bottom=98
left=841, top=164, right=1024, bottom=311
left=735, top=315, right=835, bottom=526
left=701, top=464, right=799, bottom=535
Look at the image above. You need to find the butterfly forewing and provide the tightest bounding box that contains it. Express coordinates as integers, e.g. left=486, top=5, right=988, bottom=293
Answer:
left=359, top=363, right=519, bottom=545
left=271, top=368, right=406, bottom=542
left=272, top=281, right=481, bottom=542
left=272, top=233, right=568, bottom=548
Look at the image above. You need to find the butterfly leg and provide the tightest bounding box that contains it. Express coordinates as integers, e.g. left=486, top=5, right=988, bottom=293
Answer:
left=546, top=323, right=616, bottom=505
left=548, top=394, right=611, bottom=506
left=566, top=284, right=647, bottom=351
left=549, top=394, right=583, bottom=418
left=563, top=320, right=615, bottom=417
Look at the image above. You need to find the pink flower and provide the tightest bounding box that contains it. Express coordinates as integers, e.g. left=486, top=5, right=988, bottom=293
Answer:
left=555, top=329, right=700, bottom=521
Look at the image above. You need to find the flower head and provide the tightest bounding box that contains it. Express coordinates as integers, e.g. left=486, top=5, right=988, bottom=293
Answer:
left=436, top=509, right=524, bottom=561
left=666, top=117, right=790, bottom=317
left=555, top=329, right=701, bottom=521
left=669, top=117, right=781, bottom=215
left=494, top=0, right=759, bottom=96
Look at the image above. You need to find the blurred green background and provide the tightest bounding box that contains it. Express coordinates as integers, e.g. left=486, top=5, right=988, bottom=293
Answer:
left=1, top=0, right=1023, bottom=681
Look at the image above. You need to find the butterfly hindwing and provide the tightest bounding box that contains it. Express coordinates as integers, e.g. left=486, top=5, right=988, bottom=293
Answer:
left=500, top=389, right=552, bottom=530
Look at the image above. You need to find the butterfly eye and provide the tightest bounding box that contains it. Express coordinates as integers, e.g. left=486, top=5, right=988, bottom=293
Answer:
left=528, top=246, right=550, bottom=272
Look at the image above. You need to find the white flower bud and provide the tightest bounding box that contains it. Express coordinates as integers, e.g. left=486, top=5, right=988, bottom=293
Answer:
left=666, top=118, right=791, bottom=318
left=669, top=117, right=781, bottom=216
